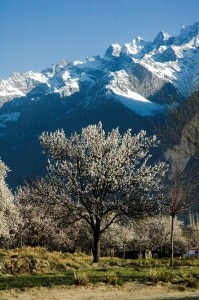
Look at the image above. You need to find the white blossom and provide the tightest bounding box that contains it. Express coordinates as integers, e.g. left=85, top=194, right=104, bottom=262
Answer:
left=0, top=159, right=20, bottom=244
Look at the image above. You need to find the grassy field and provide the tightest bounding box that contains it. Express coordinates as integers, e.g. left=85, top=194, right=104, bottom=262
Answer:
left=0, top=247, right=198, bottom=291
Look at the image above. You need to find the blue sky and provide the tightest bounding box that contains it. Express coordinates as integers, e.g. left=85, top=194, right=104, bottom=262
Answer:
left=1, top=0, right=199, bottom=79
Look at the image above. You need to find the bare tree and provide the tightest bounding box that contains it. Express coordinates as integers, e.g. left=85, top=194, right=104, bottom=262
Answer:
left=165, top=170, right=199, bottom=267
left=154, top=89, right=199, bottom=266
left=38, top=122, right=167, bottom=263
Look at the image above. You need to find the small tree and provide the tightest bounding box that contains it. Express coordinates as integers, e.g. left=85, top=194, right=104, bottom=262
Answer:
left=157, top=93, right=199, bottom=264
left=39, top=123, right=167, bottom=263
left=15, top=182, right=81, bottom=251
left=0, top=159, right=20, bottom=247
left=165, top=170, right=199, bottom=267
left=101, top=220, right=135, bottom=258
left=132, top=215, right=186, bottom=256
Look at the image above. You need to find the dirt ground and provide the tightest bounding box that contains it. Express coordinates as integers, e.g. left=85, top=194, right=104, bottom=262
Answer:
left=0, top=282, right=199, bottom=300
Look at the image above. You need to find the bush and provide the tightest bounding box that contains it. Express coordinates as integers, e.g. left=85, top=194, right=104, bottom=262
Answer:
left=74, top=271, right=89, bottom=286
left=148, top=268, right=174, bottom=283
left=106, top=274, right=119, bottom=285
left=1, top=257, right=50, bottom=274
left=105, top=273, right=124, bottom=286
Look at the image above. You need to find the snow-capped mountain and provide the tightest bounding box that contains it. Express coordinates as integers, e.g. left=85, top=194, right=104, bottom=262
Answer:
left=1, top=22, right=199, bottom=110
left=0, top=22, right=199, bottom=187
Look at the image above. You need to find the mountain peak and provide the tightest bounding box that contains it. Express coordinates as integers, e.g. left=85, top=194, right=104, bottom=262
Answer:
left=177, top=22, right=199, bottom=45
left=104, top=44, right=121, bottom=58
left=121, top=37, right=148, bottom=56
left=56, top=59, right=68, bottom=69
left=153, top=31, right=171, bottom=47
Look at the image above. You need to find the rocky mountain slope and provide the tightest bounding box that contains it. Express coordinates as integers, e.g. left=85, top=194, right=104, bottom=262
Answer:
left=0, top=22, right=199, bottom=187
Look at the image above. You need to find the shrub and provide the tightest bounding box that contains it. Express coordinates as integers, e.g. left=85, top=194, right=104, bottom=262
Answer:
left=106, top=274, right=119, bottom=285
left=1, top=257, right=51, bottom=274
left=105, top=273, right=124, bottom=286
left=148, top=268, right=174, bottom=283
left=74, top=271, right=89, bottom=286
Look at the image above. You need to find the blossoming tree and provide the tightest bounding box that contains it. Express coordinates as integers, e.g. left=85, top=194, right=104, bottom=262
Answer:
left=39, top=122, right=167, bottom=262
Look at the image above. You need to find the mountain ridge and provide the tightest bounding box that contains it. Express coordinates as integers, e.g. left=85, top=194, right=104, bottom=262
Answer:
left=1, top=22, right=199, bottom=105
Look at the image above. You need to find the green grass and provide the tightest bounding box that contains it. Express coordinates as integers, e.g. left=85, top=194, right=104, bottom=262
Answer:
left=0, top=266, right=198, bottom=290
left=0, top=273, right=74, bottom=290
left=0, top=268, right=144, bottom=290
left=0, top=247, right=199, bottom=290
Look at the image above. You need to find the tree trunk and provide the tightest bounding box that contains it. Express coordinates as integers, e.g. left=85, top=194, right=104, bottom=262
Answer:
left=93, top=228, right=101, bottom=263
left=170, top=214, right=175, bottom=267
left=123, top=244, right=126, bottom=259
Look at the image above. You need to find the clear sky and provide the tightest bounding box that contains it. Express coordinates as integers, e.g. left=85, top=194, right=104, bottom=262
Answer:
left=1, top=0, right=199, bottom=79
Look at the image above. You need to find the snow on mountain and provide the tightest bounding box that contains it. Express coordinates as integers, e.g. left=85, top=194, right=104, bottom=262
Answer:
left=0, top=22, right=199, bottom=116
left=153, top=31, right=172, bottom=46
left=0, top=71, right=48, bottom=104
left=176, top=22, right=199, bottom=45
left=106, top=70, right=163, bottom=116
left=121, top=37, right=148, bottom=56
left=104, top=44, right=121, bottom=58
